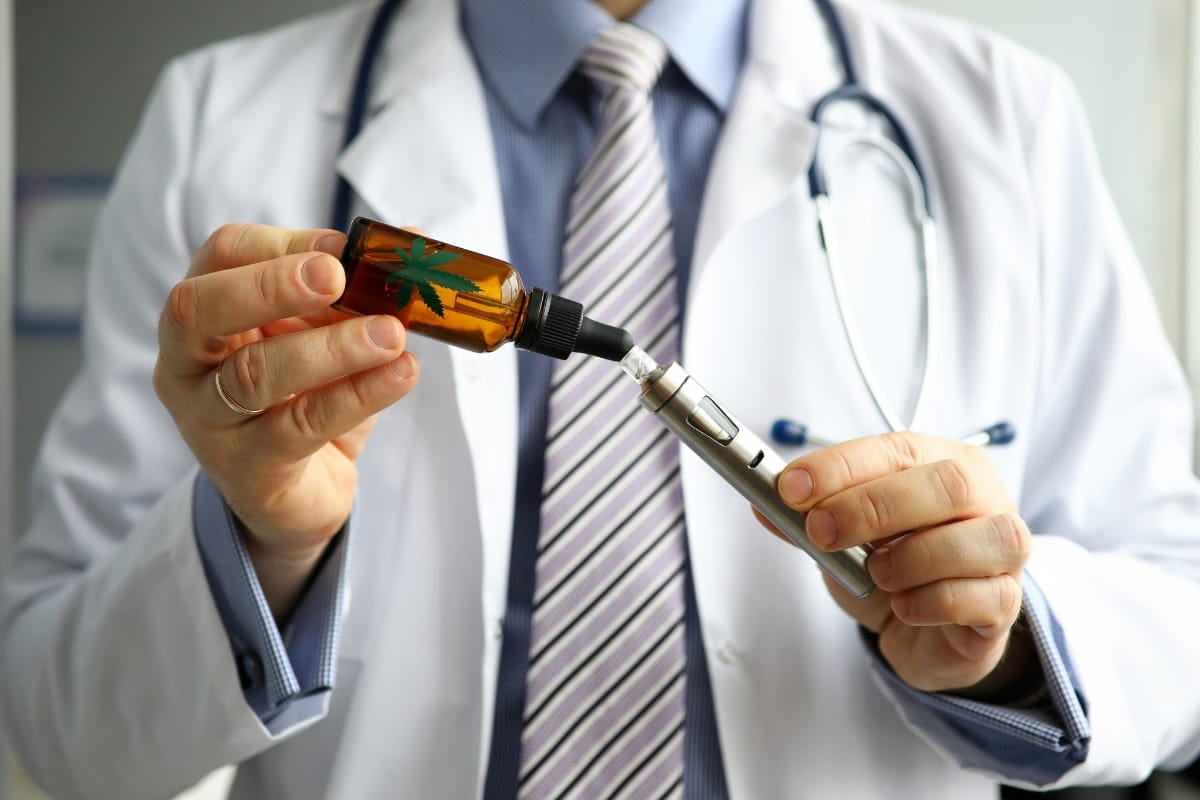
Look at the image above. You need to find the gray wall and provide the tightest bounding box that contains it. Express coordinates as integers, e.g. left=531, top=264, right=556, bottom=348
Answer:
left=11, top=0, right=343, bottom=532
left=1, top=0, right=12, bottom=567
left=1, top=0, right=12, bottom=797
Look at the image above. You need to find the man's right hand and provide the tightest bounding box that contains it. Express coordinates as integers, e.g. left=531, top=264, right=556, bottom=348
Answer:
left=153, top=223, right=420, bottom=619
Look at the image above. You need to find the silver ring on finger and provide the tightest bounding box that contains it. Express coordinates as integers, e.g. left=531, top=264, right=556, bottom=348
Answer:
left=214, top=364, right=267, bottom=416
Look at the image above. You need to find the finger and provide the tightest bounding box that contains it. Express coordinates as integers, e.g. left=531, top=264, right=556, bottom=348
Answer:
left=210, top=315, right=408, bottom=424
left=260, top=305, right=355, bottom=338
left=891, top=574, right=1022, bottom=637
left=243, top=354, right=420, bottom=463
left=876, top=620, right=1007, bottom=691
left=804, top=456, right=1011, bottom=550
left=188, top=223, right=345, bottom=278
left=868, top=514, right=1031, bottom=592
left=820, top=571, right=895, bottom=633
left=159, top=251, right=346, bottom=371
left=751, top=506, right=796, bottom=547
left=778, top=431, right=970, bottom=510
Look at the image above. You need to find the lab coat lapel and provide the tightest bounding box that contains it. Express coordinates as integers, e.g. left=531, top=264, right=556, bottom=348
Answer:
left=326, top=0, right=519, bottom=712
left=685, top=0, right=842, bottom=564
left=684, top=0, right=847, bottom=795
left=331, top=0, right=508, bottom=254
left=687, top=0, right=842, bottom=307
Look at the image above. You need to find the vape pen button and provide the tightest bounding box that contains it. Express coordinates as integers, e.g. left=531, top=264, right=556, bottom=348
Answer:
left=686, top=397, right=738, bottom=444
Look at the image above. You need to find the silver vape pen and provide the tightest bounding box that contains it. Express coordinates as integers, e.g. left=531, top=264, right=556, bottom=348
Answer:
left=622, top=348, right=875, bottom=599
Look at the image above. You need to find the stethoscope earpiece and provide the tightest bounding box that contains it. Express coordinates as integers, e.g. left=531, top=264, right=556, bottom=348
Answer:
left=769, top=419, right=810, bottom=447
left=965, top=421, right=1016, bottom=447
left=769, top=419, right=836, bottom=449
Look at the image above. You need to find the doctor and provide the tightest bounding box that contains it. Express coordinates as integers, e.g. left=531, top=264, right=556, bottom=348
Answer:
left=5, top=0, right=1200, bottom=797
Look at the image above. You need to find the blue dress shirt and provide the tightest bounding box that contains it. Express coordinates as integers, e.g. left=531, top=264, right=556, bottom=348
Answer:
left=194, top=0, right=1090, bottom=792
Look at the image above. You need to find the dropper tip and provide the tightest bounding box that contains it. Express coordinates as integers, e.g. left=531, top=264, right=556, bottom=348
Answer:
left=574, top=316, right=635, bottom=362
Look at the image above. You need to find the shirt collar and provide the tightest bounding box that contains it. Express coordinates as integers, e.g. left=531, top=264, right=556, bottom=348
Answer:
left=461, top=0, right=748, bottom=129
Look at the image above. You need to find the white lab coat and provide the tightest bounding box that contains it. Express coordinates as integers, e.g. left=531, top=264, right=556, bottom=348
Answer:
left=5, top=0, right=1200, bottom=797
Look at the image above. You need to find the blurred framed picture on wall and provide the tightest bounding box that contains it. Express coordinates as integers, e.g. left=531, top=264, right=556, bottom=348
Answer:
left=14, top=173, right=110, bottom=334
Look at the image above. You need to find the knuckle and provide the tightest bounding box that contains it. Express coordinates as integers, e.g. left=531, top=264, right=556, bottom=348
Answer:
left=900, top=530, right=935, bottom=577
left=163, top=280, right=201, bottom=332
left=933, top=581, right=961, bottom=618
left=919, top=580, right=968, bottom=624
left=288, top=392, right=324, bottom=439
left=932, top=458, right=972, bottom=509
left=206, top=222, right=251, bottom=261
left=997, top=575, right=1023, bottom=622
left=256, top=259, right=277, bottom=307
left=231, top=343, right=270, bottom=400
left=346, top=372, right=374, bottom=411
left=337, top=325, right=360, bottom=359
left=293, top=228, right=333, bottom=256
left=991, top=513, right=1032, bottom=566
left=829, top=447, right=857, bottom=489
left=885, top=431, right=922, bottom=470
left=857, top=487, right=891, bottom=533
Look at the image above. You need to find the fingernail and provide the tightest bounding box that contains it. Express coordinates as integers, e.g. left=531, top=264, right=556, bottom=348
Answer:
left=869, top=547, right=892, bottom=586
left=806, top=509, right=838, bottom=549
left=780, top=468, right=814, bottom=504
left=368, top=317, right=403, bottom=350
left=387, top=356, right=415, bottom=380
left=314, top=233, right=345, bottom=256
left=302, top=256, right=338, bottom=295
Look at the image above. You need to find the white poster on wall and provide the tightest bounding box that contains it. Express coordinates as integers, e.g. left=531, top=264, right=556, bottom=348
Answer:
left=14, top=174, right=109, bottom=333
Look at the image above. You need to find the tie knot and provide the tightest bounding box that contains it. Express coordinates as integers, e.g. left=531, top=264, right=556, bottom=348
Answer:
left=579, top=23, right=669, bottom=96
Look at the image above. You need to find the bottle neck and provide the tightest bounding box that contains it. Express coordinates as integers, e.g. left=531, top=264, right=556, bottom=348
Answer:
left=514, top=288, right=581, bottom=359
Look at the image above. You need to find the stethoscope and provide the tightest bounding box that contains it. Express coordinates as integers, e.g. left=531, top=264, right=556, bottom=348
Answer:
left=331, top=0, right=1014, bottom=450
left=771, top=0, right=1014, bottom=449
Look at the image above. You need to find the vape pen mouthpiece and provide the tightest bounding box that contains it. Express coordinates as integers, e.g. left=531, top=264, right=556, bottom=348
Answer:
left=620, top=345, right=660, bottom=384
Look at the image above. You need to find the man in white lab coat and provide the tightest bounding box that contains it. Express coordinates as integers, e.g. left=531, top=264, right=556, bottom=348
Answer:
left=5, top=0, right=1200, bottom=797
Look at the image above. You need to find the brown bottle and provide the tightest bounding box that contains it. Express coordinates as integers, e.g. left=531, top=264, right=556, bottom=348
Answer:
left=333, top=217, right=631, bottom=360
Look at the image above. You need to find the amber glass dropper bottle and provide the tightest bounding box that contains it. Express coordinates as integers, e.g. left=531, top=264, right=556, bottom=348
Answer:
left=333, top=217, right=632, bottom=361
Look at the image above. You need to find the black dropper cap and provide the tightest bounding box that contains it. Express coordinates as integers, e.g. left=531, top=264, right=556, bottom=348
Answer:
left=575, top=315, right=635, bottom=361
left=514, top=288, right=634, bottom=362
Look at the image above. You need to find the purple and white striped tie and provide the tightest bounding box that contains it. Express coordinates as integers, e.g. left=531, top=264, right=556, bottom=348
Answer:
left=517, top=23, right=687, bottom=800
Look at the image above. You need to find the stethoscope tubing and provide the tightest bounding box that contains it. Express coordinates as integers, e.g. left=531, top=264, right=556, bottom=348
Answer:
left=336, top=0, right=1015, bottom=450
left=331, top=0, right=404, bottom=232
left=787, top=0, right=1014, bottom=449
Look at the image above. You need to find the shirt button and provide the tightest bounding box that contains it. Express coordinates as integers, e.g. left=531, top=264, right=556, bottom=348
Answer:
left=491, top=620, right=504, bottom=640
left=716, top=641, right=737, bottom=665
left=236, top=651, right=264, bottom=689
left=463, top=363, right=480, bottom=382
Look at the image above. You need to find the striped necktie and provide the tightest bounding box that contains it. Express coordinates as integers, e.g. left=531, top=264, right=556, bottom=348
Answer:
left=517, top=23, right=687, bottom=800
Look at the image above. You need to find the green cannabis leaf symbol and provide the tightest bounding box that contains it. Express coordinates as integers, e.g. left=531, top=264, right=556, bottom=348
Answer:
left=384, top=237, right=480, bottom=318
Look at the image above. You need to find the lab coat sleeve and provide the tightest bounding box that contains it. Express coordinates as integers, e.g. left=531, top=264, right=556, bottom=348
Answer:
left=1014, top=64, right=1200, bottom=789
left=935, top=61, right=1200, bottom=788
left=0, top=55, right=331, bottom=799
